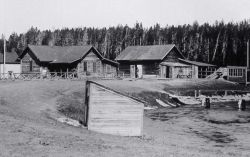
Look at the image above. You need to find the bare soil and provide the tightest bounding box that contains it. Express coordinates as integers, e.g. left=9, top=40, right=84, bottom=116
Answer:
left=0, top=79, right=250, bottom=157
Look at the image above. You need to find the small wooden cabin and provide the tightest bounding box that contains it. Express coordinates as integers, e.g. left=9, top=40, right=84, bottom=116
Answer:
left=17, top=45, right=118, bottom=77
left=116, top=45, right=216, bottom=79
left=116, top=45, right=187, bottom=78
left=85, top=81, right=144, bottom=136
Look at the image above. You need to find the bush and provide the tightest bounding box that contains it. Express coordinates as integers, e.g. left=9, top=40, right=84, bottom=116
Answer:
left=57, top=91, right=85, bottom=123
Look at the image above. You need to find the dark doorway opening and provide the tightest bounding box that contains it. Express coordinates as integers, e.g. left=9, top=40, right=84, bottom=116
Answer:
left=166, top=66, right=170, bottom=78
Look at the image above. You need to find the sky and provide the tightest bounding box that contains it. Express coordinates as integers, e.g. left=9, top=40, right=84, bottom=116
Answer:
left=0, top=0, right=250, bottom=38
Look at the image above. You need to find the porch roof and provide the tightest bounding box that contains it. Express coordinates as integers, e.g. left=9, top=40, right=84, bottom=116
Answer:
left=160, top=62, right=190, bottom=67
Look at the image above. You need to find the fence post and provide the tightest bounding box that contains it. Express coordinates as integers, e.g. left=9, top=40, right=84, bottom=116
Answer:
left=238, top=99, right=246, bottom=111
left=67, top=69, right=69, bottom=79
left=202, top=97, right=211, bottom=109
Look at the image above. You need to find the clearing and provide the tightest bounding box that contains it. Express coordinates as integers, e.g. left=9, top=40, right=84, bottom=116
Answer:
left=0, top=79, right=250, bottom=157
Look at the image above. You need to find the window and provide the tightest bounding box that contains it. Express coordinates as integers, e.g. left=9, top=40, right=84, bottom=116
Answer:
left=229, top=68, right=244, bottom=77
left=93, top=62, right=96, bottom=73
left=83, top=62, right=87, bottom=72
left=106, top=65, right=111, bottom=73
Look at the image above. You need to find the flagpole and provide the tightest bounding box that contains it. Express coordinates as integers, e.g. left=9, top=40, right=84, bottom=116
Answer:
left=3, top=34, right=6, bottom=74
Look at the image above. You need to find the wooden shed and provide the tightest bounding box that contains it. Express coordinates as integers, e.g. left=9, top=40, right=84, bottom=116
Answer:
left=85, top=81, right=144, bottom=136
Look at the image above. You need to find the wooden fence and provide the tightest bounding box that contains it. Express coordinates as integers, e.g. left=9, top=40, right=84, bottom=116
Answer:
left=0, top=72, right=119, bottom=81
left=0, top=72, right=85, bottom=80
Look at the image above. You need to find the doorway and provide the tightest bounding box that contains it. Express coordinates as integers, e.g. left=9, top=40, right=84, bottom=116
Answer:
left=136, top=65, right=143, bottom=78
left=166, top=66, right=170, bottom=78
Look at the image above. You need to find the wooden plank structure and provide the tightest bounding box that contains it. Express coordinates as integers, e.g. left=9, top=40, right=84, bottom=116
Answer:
left=227, top=66, right=247, bottom=84
left=116, top=45, right=216, bottom=79
left=85, top=81, right=144, bottom=136
left=17, top=45, right=118, bottom=77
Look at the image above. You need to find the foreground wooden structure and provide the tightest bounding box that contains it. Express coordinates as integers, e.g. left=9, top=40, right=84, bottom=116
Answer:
left=84, top=81, right=144, bottom=136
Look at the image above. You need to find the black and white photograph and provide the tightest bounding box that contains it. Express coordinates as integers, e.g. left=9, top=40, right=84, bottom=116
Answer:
left=0, top=0, right=250, bottom=156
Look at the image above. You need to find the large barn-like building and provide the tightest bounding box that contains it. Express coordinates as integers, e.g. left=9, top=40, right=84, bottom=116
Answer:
left=115, top=45, right=216, bottom=79
left=17, top=45, right=118, bottom=77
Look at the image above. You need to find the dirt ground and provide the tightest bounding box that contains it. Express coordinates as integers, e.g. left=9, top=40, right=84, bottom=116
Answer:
left=0, top=79, right=250, bottom=157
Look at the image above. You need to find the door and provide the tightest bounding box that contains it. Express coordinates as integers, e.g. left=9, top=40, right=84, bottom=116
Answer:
left=29, top=60, right=33, bottom=72
left=136, top=65, right=143, bottom=78
left=166, top=66, right=170, bottom=78
left=130, top=65, right=135, bottom=78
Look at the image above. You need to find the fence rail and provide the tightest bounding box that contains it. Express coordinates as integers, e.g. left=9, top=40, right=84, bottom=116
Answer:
left=0, top=72, right=118, bottom=81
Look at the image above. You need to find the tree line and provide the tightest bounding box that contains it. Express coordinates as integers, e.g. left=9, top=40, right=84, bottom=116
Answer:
left=1, top=20, right=250, bottom=66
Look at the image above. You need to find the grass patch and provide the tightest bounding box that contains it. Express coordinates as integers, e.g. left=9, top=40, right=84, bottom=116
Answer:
left=56, top=91, right=85, bottom=123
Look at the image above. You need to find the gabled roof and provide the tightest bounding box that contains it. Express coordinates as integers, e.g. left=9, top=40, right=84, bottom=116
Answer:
left=115, top=45, right=184, bottom=61
left=50, top=46, right=119, bottom=66
left=0, top=52, right=20, bottom=64
left=22, top=45, right=92, bottom=63
left=50, top=46, right=94, bottom=63
left=178, top=58, right=216, bottom=67
left=88, top=81, right=145, bottom=104
left=19, top=45, right=119, bottom=66
left=160, top=62, right=190, bottom=67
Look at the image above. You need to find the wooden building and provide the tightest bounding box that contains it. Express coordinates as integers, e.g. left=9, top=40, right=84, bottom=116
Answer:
left=0, top=52, right=21, bottom=74
left=178, top=58, right=217, bottom=78
left=17, top=45, right=118, bottom=77
left=116, top=45, right=216, bottom=79
left=85, top=81, right=144, bottom=136
left=227, top=66, right=247, bottom=84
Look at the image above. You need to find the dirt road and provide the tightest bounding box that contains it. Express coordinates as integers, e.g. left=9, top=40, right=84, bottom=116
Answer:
left=0, top=80, right=249, bottom=157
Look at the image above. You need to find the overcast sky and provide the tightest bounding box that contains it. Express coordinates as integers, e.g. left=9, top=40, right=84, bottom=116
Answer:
left=1, top=0, right=250, bottom=37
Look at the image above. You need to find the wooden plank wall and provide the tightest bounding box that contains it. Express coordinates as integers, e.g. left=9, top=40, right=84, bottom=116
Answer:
left=21, top=53, right=40, bottom=73
left=87, top=83, right=144, bottom=136
left=77, top=51, right=117, bottom=77
left=162, top=48, right=183, bottom=62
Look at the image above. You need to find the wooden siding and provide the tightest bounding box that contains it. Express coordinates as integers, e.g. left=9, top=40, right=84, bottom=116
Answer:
left=162, top=48, right=183, bottom=62
left=87, top=83, right=144, bottom=136
left=117, top=48, right=183, bottom=78
left=77, top=51, right=117, bottom=77
left=119, top=64, right=130, bottom=76
left=21, top=52, right=40, bottom=73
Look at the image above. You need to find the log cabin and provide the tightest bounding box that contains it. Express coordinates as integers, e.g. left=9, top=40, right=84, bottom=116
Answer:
left=17, top=45, right=118, bottom=77
left=115, top=45, right=216, bottom=79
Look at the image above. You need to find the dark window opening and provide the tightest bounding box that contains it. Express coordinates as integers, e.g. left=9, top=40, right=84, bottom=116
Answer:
left=83, top=62, right=87, bottom=72
left=93, top=62, right=96, bottom=73
left=29, top=60, right=32, bottom=71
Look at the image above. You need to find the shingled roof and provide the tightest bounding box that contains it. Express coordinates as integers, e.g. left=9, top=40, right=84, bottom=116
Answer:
left=19, top=45, right=119, bottom=66
left=115, top=45, right=183, bottom=61
left=178, top=58, right=216, bottom=67
left=0, top=52, right=20, bottom=64
left=23, top=45, right=93, bottom=63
